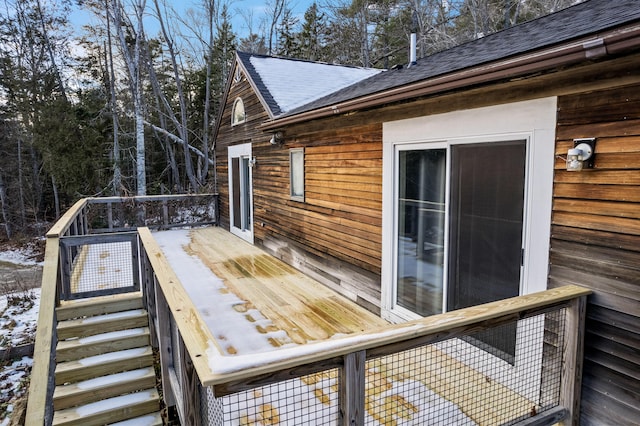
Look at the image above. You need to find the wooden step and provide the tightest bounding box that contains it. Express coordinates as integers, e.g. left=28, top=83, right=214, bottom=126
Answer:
left=108, top=412, right=164, bottom=425
left=56, top=292, right=144, bottom=321
left=56, top=327, right=150, bottom=362
left=52, top=388, right=160, bottom=426
left=55, top=347, right=154, bottom=386
left=53, top=367, right=157, bottom=410
left=57, top=309, right=149, bottom=340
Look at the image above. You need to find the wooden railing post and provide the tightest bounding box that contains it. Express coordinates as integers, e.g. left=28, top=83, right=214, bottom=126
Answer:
left=340, top=350, right=366, bottom=426
left=559, top=294, right=588, bottom=425
left=155, top=283, right=176, bottom=408
left=162, top=198, right=169, bottom=228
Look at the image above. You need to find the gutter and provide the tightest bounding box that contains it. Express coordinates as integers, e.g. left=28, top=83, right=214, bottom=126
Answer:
left=261, top=24, right=640, bottom=131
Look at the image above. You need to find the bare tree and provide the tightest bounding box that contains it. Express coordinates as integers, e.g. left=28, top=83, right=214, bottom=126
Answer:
left=109, top=0, right=147, bottom=195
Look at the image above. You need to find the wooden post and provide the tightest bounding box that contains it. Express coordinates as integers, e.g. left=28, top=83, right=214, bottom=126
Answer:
left=559, top=295, right=588, bottom=425
left=107, top=201, right=114, bottom=231
left=178, top=335, right=202, bottom=426
left=162, top=198, right=169, bottom=228
left=340, top=350, right=366, bottom=426
left=155, top=283, right=176, bottom=407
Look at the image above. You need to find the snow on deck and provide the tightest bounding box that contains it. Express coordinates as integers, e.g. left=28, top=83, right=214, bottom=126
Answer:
left=152, top=228, right=483, bottom=425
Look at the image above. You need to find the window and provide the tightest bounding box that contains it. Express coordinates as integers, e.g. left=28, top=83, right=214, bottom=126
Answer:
left=232, top=98, right=246, bottom=126
left=290, top=148, right=304, bottom=201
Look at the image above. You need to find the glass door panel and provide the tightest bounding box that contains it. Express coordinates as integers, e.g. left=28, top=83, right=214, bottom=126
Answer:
left=447, top=140, right=526, bottom=361
left=396, top=149, right=446, bottom=316
left=228, top=144, right=253, bottom=243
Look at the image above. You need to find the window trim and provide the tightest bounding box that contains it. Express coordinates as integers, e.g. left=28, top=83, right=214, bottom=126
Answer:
left=381, top=97, right=557, bottom=324
left=231, top=97, right=246, bottom=126
left=289, top=148, right=305, bottom=202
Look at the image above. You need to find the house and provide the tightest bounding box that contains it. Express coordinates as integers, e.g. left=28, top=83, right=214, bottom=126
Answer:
left=213, top=0, right=640, bottom=424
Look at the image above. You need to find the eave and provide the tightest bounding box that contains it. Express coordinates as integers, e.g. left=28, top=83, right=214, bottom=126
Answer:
left=261, top=23, right=640, bottom=132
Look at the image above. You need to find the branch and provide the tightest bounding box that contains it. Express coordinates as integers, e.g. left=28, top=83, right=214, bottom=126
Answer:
left=145, top=120, right=214, bottom=166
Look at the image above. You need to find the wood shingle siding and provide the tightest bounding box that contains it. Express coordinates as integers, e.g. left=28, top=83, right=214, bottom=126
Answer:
left=550, top=83, right=640, bottom=425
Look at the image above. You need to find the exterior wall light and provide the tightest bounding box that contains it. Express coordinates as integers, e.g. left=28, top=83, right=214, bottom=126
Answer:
left=270, top=131, right=284, bottom=145
left=566, top=138, right=596, bottom=171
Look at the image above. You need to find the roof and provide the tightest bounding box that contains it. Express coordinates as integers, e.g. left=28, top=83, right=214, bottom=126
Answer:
left=282, top=0, right=640, bottom=118
left=236, top=51, right=382, bottom=116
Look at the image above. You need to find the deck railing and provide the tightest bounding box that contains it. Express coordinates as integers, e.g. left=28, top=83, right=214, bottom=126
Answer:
left=25, top=194, right=218, bottom=425
left=27, top=194, right=590, bottom=426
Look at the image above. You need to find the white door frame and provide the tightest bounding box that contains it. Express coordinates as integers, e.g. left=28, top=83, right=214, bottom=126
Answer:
left=381, top=97, right=557, bottom=402
left=228, top=143, right=254, bottom=243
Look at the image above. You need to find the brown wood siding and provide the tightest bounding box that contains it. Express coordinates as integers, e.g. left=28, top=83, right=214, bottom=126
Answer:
left=254, top=124, right=384, bottom=313
left=215, top=68, right=271, bottom=230
left=551, top=83, right=640, bottom=426
left=215, top=67, right=384, bottom=313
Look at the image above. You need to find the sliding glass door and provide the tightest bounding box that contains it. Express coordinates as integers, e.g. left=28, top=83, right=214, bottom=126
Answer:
left=395, top=140, right=526, bottom=360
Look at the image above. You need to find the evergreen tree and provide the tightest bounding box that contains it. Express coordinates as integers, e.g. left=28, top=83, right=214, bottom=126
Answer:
left=299, top=3, right=327, bottom=62
left=276, top=8, right=300, bottom=57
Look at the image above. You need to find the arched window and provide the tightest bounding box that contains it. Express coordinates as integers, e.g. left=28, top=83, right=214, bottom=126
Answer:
left=232, top=98, right=246, bottom=126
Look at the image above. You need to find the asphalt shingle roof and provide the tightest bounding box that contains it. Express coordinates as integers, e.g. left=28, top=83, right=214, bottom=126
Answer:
left=284, top=0, right=640, bottom=117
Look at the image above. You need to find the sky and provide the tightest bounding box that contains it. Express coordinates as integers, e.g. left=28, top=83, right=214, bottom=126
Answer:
left=69, top=0, right=317, bottom=41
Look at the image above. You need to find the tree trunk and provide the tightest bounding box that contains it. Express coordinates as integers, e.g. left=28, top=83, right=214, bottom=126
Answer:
left=151, top=0, right=198, bottom=192
left=0, top=172, right=12, bottom=239
left=110, top=0, right=147, bottom=196
left=17, top=138, right=26, bottom=228
left=51, top=175, right=60, bottom=219
left=105, top=0, right=121, bottom=196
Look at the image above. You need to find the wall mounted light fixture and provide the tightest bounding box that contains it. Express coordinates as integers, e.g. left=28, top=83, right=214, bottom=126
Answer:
left=270, top=131, right=284, bottom=145
left=566, top=138, right=596, bottom=171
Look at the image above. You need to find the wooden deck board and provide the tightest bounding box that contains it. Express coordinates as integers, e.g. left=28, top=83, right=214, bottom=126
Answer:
left=157, top=227, right=560, bottom=425
left=184, top=227, right=388, bottom=345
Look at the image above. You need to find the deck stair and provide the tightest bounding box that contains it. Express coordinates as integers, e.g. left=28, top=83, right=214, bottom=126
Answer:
left=52, top=293, right=163, bottom=426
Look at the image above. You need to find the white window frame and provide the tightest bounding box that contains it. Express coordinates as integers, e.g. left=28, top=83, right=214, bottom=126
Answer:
left=289, top=148, right=305, bottom=202
left=381, top=97, right=557, bottom=403
left=231, top=97, right=246, bottom=126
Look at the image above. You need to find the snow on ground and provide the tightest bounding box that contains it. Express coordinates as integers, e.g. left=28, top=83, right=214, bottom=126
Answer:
left=0, top=288, right=40, bottom=425
left=0, top=246, right=42, bottom=425
left=0, top=246, right=42, bottom=267
left=154, top=229, right=477, bottom=425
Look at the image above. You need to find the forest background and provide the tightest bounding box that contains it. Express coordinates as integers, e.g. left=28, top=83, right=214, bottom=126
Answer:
left=0, top=0, right=581, bottom=240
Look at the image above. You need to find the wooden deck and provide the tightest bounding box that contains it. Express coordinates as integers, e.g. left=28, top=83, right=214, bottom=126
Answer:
left=179, top=227, right=388, bottom=346
left=156, top=227, right=540, bottom=425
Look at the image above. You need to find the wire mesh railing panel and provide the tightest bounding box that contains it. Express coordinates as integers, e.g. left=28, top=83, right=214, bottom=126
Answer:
left=60, top=233, right=139, bottom=300
left=365, top=311, right=567, bottom=426
left=204, top=369, right=340, bottom=425
left=70, top=242, right=132, bottom=292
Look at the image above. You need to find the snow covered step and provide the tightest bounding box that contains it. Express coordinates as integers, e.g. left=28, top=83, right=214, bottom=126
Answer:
left=53, top=366, right=157, bottom=410
left=56, top=327, right=151, bottom=362
left=55, top=347, right=154, bottom=386
left=108, top=412, right=164, bottom=426
left=57, top=309, right=149, bottom=340
left=51, top=388, right=160, bottom=426
left=56, top=292, right=144, bottom=321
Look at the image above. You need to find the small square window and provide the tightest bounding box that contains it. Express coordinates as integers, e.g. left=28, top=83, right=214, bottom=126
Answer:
left=290, top=148, right=304, bottom=201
